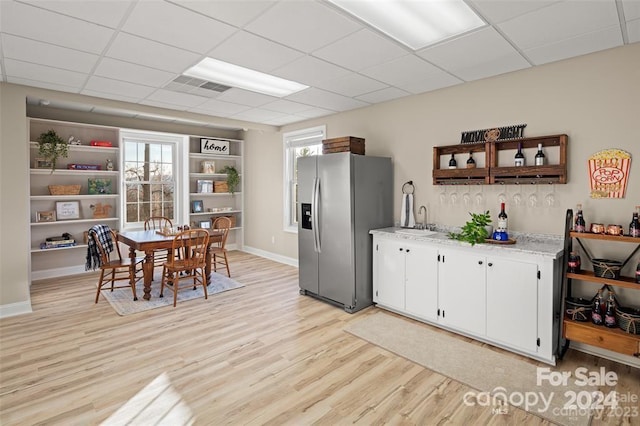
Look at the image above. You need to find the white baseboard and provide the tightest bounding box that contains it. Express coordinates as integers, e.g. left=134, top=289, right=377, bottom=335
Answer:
left=242, top=246, right=298, bottom=267
left=0, top=300, right=33, bottom=318
left=32, top=264, right=90, bottom=281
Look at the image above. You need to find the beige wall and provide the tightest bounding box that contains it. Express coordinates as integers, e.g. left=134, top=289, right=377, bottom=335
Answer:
left=1, top=43, right=639, bottom=315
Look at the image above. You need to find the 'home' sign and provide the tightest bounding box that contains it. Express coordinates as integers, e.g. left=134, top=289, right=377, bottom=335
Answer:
left=200, top=138, right=229, bottom=155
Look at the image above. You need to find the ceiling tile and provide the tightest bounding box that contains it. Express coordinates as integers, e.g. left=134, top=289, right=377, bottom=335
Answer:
left=295, top=106, right=336, bottom=119
left=400, top=72, right=462, bottom=94
left=4, top=58, right=88, bottom=87
left=313, top=29, right=408, bottom=71
left=216, top=88, right=279, bottom=107
left=2, top=34, right=99, bottom=73
left=361, top=55, right=444, bottom=87
left=285, top=87, right=368, bottom=112
left=106, top=33, right=201, bottom=74
left=261, top=99, right=316, bottom=114
left=525, top=26, right=623, bottom=65
left=356, top=87, right=411, bottom=104
left=6, top=76, right=80, bottom=93
left=272, top=56, right=350, bottom=86
left=20, top=0, right=134, bottom=28
left=628, top=19, right=640, bottom=43
left=231, top=108, right=289, bottom=122
left=82, top=90, right=150, bottom=104
left=1, top=1, right=114, bottom=54
left=122, top=1, right=236, bottom=53
left=84, top=76, right=156, bottom=99
left=189, top=99, right=251, bottom=117
left=264, top=115, right=307, bottom=126
left=245, top=1, right=360, bottom=52
left=207, top=31, right=303, bottom=73
left=315, top=72, right=388, bottom=97
left=172, top=0, right=276, bottom=28
left=94, top=57, right=176, bottom=87
left=498, top=1, right=621, bottom=50
left=418, top=27, right=530, bottom=81
left=145, top=89, right=209, bottom=108
left=468, top=0, right=561, bottom=24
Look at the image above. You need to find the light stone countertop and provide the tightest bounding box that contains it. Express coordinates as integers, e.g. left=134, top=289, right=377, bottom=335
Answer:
left=370, top=226, right=565, bottom=259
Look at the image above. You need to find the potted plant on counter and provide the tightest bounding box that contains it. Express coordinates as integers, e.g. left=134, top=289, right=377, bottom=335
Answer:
left=448, top=211, right=492, bottom=246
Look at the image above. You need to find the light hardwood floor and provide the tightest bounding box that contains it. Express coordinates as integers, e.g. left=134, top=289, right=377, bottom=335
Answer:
left=1, top=251, right=638, bottom=425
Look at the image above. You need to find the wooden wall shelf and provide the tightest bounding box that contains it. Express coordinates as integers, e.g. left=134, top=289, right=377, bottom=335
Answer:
left=433, top=134, right=567, bottom=185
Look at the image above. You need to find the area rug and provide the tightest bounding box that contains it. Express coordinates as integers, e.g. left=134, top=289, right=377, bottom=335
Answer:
left=345, top=312, right=594, bottom=426
left=100, top=272, right=244, bottom=316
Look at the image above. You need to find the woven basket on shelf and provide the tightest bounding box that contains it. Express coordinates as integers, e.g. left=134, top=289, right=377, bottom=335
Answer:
left=591, top=258, right=622, bottom=279
left=48, top=185, right=81, bottom=195
left=616, top=306, right=640, bottom=335
left=565, top=297, right=592, bottom=322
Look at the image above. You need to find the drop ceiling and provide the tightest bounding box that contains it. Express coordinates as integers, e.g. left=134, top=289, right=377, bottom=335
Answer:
left=1, top=0, right=638, bottom=129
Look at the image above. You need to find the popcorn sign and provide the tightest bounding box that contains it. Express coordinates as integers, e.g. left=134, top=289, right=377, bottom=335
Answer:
left=588, top=149, right=631, bottom=199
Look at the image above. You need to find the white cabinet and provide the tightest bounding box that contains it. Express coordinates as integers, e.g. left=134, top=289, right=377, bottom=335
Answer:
left=486, top=258, right=538, bottom=353
left=438, top=249, right=486, bottom=335
left=29, top=118, right=120, bottom=279
left=374, top=238, right=438, bottom=321
left=372, top=232, right=560, bottom=364
left=188, top=135, right=243, bottom=248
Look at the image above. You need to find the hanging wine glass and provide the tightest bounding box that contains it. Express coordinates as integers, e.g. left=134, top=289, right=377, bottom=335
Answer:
left=462, top=184, right=472, bottom=207
left=497, top=184, right=507, bottom=204
left=450, top=184, right=459, bottom=206
left=528, top=184, right=539, bottom=208
left=512, top=183, right=523, bottom=207
left=544, top=184, right=556, bottom=207
left=474, top=185, right=485, bottom=208
left=439, top=185, right=448, bottom=205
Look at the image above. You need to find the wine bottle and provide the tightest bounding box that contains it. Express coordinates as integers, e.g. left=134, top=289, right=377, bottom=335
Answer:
left=514, top=143, right=525, bottom=167
left=466, top=151, right=476, bottom=169
left=534, top=143, right=545, bottom=166
left=448, top=153, right=457, bottom=169
left=574, top=204, right=586, bottom=233
left=604, top=291, right=617, bottom=328
left=629, top=207, right=640, bottom=237
left=636, top=262, right=640, bottom=284
left=497, top=202, right=508, bottom=232
left=591, top=289, right=604, bottom=325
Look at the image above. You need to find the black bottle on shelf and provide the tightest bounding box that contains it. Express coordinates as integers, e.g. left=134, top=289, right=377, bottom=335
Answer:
left=574, top=204, right=586, bottom=233
left=466, top=151, right=476, bottom=169
left=629, top=207, right=640, bottom=237
left=448, top=153, right=457, bottom=169
left=514, top=142, right=525, bottom=167
left=591, top=289, right=604, bottom=326
left=604, top=291, right=617, bottom=328
left=636, top=262, right=640, bottom=284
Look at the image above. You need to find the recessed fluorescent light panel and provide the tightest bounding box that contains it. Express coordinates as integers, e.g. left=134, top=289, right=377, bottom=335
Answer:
left=327, top=0, right=485, bottom=50
left=183, top=58, right=308, bottom=98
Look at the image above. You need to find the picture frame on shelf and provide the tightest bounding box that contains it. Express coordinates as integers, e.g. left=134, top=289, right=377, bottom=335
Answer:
left=197, top=179, right=213, bottom=193
left=201, top=160, right=216, bottom=174
left=191, top=200, right=204, bottom=213
left=56, top=201, right=81, bottom=220
left=87, top=178, right=112, bottom=194
left=199, top=220, right=211, bottom=229
left=34, top=158, right=53, bottom=169
left=36, top=210, right=56, bottom=223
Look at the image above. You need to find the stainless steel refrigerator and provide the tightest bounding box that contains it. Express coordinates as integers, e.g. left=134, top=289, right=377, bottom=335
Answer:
left=297, top=152, right=393, bottom=313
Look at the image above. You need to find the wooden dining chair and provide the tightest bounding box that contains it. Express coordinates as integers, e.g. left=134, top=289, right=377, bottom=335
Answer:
left=160, top=229, right=210, bottom=307
left=90, top=227, right=144, bottom=303
left=211, top=216, right=231, bottom=277
left=144, top=216, right=173, bottom=280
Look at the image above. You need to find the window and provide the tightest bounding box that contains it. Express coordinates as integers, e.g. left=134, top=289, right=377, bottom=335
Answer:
left=283, top=126, right=325, bottom=232
left=121, top=130, right=184, bottom=229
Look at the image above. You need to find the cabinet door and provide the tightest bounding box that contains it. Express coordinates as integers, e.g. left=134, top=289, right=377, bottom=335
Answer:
left=486, top=258, right=538, bottom=353
left=405, top=242, right=438, bottom=322
left=374, top=238, right=405, bottom=311
left=439, top=249, right=486, bottom=335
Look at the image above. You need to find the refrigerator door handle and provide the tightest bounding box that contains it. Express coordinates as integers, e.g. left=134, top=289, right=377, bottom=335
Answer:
left=313, top=177, right=321, bottom=253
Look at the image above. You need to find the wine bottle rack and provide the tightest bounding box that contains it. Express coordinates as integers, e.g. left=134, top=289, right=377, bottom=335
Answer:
left=432, top=134, right=567, bottom=185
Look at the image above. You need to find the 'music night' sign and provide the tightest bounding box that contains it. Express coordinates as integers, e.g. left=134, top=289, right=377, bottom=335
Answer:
left=201, top=138, right=229, bottom=155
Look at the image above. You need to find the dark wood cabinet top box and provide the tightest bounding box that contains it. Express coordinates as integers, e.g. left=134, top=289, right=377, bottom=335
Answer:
left=322, top=136, right=365, bottom=155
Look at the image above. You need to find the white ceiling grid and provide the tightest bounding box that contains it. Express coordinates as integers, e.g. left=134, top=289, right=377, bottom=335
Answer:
left=0, top=0, right=637, bottom=129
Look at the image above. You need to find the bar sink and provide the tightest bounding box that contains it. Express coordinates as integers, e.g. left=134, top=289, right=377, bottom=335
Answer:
left=394, top=228, right=437, bottom=236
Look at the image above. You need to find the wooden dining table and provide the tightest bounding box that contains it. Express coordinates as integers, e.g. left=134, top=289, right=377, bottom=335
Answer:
left=117, top=229, right=224, bottom=301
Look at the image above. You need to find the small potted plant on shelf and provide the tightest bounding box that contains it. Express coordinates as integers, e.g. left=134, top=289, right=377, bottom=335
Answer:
left=37, top=130, right=68, bottom=172
left=448, top=211, right=492, bottom=246
left=221, top=165, right=239, bottom=194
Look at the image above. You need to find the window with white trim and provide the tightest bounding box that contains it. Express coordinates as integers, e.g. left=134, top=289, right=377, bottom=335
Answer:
left=121, top=130, right=183, bottom=229
left=283, top=126, right=325, bottom=232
